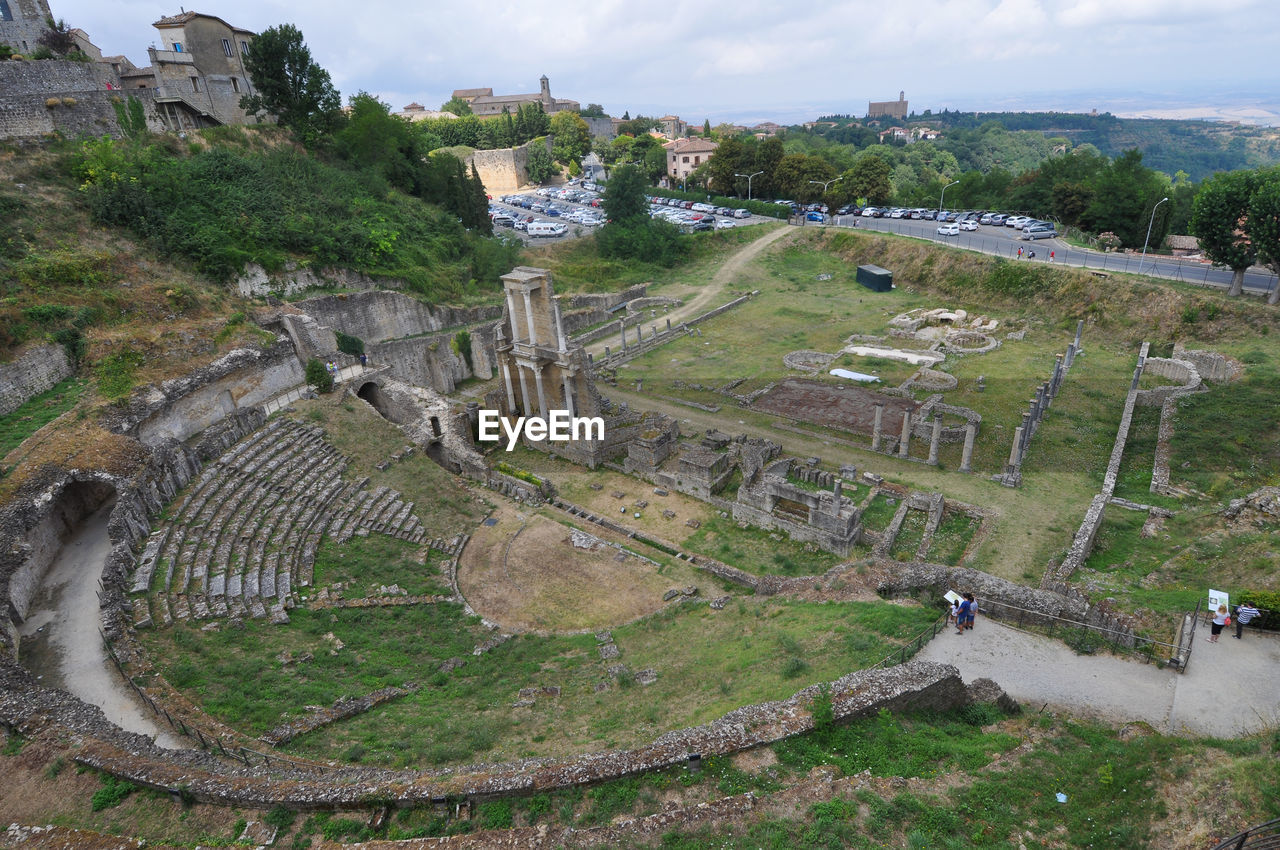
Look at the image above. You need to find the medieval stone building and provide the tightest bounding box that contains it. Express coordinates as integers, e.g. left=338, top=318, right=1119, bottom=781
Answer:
left=0, top=0, right=51, bottom=55
left=452, top=76, right=580, bottom=117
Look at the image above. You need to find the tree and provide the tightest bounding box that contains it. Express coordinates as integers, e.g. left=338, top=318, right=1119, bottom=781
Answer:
left=468, top=163, right=493, bottom=236
left=845, top=154, right=894, bottom=205
left=305, top=358, right=333, bottom=393
left=1246, top=169, right=1280, bottom=305
left=1191, top=170, right=1258, bottom=297
left=333, top=92, right=420, bottom=191
left=240, top=24, right=343, bottom=147
left=580, top=103, right=606, bottom=118
left=550, top=110, right=591, bottom=166
left=703, top=118, right=712, bottom=137
left=1080, top=149, right=1168, bottom=247
left=602, top=164, right=648, bottom=224
left=37, top=18, right=76, bottom=55
left=441, top=95, right=473, bottom=116
left=525, top=143, right=557, bottom=184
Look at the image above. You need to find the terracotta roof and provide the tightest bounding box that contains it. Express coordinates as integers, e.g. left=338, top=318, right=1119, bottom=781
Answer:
left=665, top=137, right=719, bottom=154
left=452, top=88, right=493, bottom=99
left=153, top=12, right=198, bottom=26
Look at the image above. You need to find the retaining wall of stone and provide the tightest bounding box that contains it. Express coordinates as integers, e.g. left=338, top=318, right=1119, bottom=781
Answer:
left=0, top=343, right=72, bottom=416
left=102, top=341, right=303, bottom=447
left=61, top=660, right=977, bottom=809
left=0, top=60, right=164, bottom=141
left=235, top=264, right=403, bottom=298
left=294, top=291, right=503, bottom=345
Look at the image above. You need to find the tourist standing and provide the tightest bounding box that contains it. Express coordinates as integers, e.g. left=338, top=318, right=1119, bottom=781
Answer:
left=955, top=595, right=971, bottom=635
left=1209, top=604, right=1229, bottom=642
left=1017, top=246, right=1023, bottom=260
left=1049, top=250, right=1055, bottom=263
left=359, top=352, right=368, bottom=368
left=963, top=592, right=976, bottom=631
left=946, top=597, right=961, bottom=628
left=1234, top=602, right=1261, bottom=639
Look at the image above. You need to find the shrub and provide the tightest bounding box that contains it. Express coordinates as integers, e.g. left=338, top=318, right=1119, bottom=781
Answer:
left=90, top=774, right=136, bottom=811
left=95, top=348, right=144, bottom=400
left=305, top=358, right=334, bottom=394
left=335, top=331, right=364, bottom=356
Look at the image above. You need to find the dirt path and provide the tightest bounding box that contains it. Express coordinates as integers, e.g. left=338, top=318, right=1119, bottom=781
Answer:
left=917, top=619, right=1280, bottom=737
left=585, top=224, right=794, bottom=357
left=17, top=506, right=182, bottom=748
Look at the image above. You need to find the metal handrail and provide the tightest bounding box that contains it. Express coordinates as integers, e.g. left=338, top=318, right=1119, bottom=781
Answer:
left=975, top=596, right=1179, bottom=665
left=873, top=611, right=949, bottom=669
left=1210, top=817, right=1280, bottom=850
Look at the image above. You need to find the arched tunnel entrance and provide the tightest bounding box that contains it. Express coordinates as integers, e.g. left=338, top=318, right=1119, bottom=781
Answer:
left=357, top=381, right=400, bottom=423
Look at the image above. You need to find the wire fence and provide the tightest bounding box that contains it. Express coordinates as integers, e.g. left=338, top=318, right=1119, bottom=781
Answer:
left=838, top=218, right=1280, bottom=298
left=1210, top=817, right=1280, bottom=850
left=873, top=611, right=950, bottom=669
left=973, top=597, right=1184, bottom=668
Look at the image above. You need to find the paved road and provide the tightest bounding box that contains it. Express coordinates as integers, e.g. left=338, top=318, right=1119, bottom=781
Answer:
left=918, top=618, right=1280, bottom=737
left=832, top=215, right=1280, bottom=298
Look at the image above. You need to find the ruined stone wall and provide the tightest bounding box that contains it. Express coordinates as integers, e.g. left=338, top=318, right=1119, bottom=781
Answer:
left=0, top=343, right=72, bottom=415
left=295, top=291, right=503, bottom=345
left=367, top=335, right=469, bottom=394
left=101, top=341, right=303, bottom=446
left=235, top=264, right=403, bottom=298
left=561, top=306, right=611, bottom=336
left=564, top=284, right=649, bottom=312
left=52, top=660, right=977, bottom=809
left=1173, top=346, right=1241, bottom=384
left=1135, top=357, right=1202, bottom=407
left=0, top=60, right=164, bottom=140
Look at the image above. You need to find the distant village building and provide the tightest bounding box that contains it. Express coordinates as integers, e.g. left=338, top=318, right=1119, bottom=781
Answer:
left=0, top=0, right=52, bottom=55
left=868, top=91, right=909, bottom=121
left=396, top=102, right=458, bottom=121
left=752, top=121, right=781, bottom=137
left=912, top=126, right=941, bottom=141
left=658, top=115, right=686, bottom=139
left=665, top=137, right=719, bottom=181
left=452, top=76, right=579, bottom=116
left=878, top=126, right=909, bottom=142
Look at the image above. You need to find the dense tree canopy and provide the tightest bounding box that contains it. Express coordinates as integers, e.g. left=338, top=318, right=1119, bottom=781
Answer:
left=240, top=24, right=343, bottom=147
left=1191, top=170, right=1259, bottom=296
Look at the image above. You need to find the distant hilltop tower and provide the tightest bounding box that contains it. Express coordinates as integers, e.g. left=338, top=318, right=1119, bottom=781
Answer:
left=868, top=90, right=909, bottom=121
left=0, top=0, right=54, bottom=56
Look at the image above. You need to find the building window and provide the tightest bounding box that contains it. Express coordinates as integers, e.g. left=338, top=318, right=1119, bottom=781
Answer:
left=0, top=1, right=12, bottom=23
left=682, top=156, right=689, bottom=163
left=240, top=40, right=249, bottom=55
left=173, top=42, right=183, bottom=52
left=222, top=38, right=233, bottom=57
left=191, top=76, right=200, bottom=92
left=694, top=156, right=700, bottom=165
left=231, top=77, right=240, bottom=93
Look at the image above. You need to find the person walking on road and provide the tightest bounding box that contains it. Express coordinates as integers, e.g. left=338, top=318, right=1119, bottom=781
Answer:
left=1234, top=602, right=1261, bottom=639
left=1209, top=604, right=1229, bottom=642
left=1017, top=246, right=1023, bottom=260
left=1049, top=250, right=1055, bottom=263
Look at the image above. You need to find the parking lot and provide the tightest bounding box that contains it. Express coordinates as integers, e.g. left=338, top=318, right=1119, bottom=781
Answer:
left=489, top=180, right=776, bottom=243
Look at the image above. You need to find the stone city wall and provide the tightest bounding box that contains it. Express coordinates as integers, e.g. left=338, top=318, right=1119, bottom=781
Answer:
left=0, top=343, right=72, bottom=416
left=467, top=141, right=533, bottom=195
left=0, top=60, right=164, bottom=140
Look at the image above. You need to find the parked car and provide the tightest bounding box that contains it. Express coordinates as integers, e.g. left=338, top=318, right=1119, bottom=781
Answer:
left=959, top=219, right=978, bottom=231
left=715, top=218, right=737, bottom=229
left=1005, top=215, right=1030, bottom=228
left=1022, top=224, right=1058, bottom=240
left=937, top=222, right=960, bottom=236
left=527, top=221, right=566, bottom=237
left=733, top=208, right=752, bottom=218
left=805, top=210, right=826, bottom=222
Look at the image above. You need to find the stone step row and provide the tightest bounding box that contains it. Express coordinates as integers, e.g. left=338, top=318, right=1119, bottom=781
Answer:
left=136, top=417, right=429, bottom=628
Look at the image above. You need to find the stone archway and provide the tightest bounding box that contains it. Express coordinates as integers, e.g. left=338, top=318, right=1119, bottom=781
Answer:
left=357, top=381, right=399, bottom=424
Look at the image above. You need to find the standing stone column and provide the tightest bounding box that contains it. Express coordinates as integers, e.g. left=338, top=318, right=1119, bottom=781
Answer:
left=501, top=361, right=516, bottom=411
left=1007, top=425, right=1024, bottom=471
left=666, top=318, right=672, bottom=331
left=521, top=290, right=538, bottom=344
left=517, top=365, right=532, bottom=417
left=928, top=412, right=943, bottom=465
left=620, top=322, right=627, bottom=351
left=562, top=373, right=576, bottom=417
left=959, top=422, right=977, bottom=473
left=871, top=403, right=885, bottom=452
left=636, top=325, right=643, bottom=345
left=554, top=303, right=567, bottom=351
left=532, top=368, right=549, bottom=419
left=1074, top=319, right=1084, bottom=349
left=832, top=479, right=843, bottom=515
left=898, top=411, right=912, bottom=459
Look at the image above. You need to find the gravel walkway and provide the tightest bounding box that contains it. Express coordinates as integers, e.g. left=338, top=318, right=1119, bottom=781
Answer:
left=917, top=618, right=1280, bottom=738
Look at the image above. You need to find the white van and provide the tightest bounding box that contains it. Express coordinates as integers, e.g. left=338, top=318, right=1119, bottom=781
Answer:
left=527, top=221, right=566, bottom=238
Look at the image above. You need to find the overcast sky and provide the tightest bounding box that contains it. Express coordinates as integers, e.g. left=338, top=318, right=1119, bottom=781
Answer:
left=52, top=0, right=1280, bottom=125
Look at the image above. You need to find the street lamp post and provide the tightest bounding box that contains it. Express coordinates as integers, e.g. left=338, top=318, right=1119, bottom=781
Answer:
left=808, top=177, right=843, bottom=198
left=1139, top=196, right=1170, bottom=274
left=938, top=179, right=960, bottom=214
left=735, top=170, right=763, bottom=201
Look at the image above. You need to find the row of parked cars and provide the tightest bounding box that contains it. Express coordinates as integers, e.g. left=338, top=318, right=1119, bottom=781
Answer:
left=854, top=206, right=1060, bottom=240
left=648, top=196, right=753, bottom=219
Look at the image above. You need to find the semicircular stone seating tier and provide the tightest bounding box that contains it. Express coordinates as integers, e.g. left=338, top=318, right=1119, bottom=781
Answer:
left=128, top=418, right=426, bottom=628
